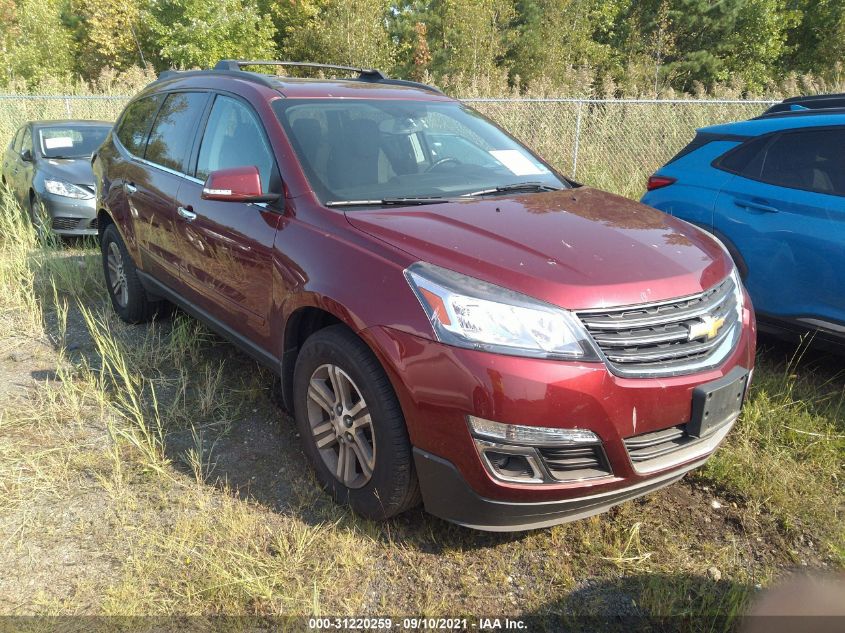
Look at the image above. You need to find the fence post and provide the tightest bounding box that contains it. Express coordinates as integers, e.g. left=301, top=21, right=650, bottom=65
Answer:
left=572, top=100, right=583, bottom=177
left=64, top=97, right=71, bottom=118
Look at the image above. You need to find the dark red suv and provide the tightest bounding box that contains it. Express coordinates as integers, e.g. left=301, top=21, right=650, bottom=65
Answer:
left=93, top=60, right=756, bottom=531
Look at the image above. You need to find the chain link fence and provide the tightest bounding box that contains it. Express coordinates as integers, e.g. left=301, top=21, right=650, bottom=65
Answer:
left=1, top=94, right=777, bottom=199
left=465, top=98, right=778, bottom=198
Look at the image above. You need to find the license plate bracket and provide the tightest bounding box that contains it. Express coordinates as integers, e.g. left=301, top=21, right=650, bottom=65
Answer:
left=688, top=367, right=749, bottom=438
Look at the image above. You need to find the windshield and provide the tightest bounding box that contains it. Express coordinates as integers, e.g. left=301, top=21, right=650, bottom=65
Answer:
left=38, top=125, right=110, bottom=159
left=272, top=100, right=568, bottom=205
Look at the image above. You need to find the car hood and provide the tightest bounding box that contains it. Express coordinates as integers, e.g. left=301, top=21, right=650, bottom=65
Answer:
left=38, top=157, right=95, bottom=187
left=345, top=187, right=732, bottom=310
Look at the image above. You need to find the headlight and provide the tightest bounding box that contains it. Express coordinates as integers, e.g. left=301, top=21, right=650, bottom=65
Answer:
left=43, top=179, right=92, bottom=199
left=404, top=262, right=598, bottom=360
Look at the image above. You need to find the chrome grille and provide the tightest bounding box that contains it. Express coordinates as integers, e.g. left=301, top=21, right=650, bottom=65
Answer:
left=577, top=276, right=740, bottom=377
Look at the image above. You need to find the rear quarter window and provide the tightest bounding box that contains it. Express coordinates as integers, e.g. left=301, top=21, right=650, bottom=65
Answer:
left=713, top=135, right=770, bottom=175
left=668, top=132, right=752, bottom=166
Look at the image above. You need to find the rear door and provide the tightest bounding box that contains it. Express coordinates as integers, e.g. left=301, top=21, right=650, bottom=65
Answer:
left=713, top=127, right=845, bottom=327
left=174, top=93, right=282, bottom=352
left=119, top=91, right=209, bottom=289
left=3, top=126, right=24, bottom=190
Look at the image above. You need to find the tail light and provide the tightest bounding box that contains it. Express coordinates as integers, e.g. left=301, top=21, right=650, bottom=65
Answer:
left=647, top=175, right=676, bottom=191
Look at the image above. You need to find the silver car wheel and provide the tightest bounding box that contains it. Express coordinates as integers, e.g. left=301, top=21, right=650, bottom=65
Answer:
left=106, top=241, right=128, bottom=307
left=306, top=363, right=376, bottom=489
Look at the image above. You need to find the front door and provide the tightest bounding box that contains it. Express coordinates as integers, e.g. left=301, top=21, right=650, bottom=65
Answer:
left=174, top=93, right=282, bottom=350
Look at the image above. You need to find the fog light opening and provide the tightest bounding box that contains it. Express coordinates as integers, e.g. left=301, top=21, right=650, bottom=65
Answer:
left=486, top=451, right=535, bottom=479
left=477, top=444, right=544, bottom=483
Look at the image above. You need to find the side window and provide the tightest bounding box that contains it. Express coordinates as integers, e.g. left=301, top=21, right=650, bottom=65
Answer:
left=715, top=135, right=769, bottom=176
left=21, top=127, right=32, bottom=154
left=145, top=92, right=208, bottom=172
left=757, top=129, right=845, bottom=196
left=196, top=95, right=276, bottom=193
left=11, top=127, right=24, bottom=152
left=116, top=95, right=163, bottom=157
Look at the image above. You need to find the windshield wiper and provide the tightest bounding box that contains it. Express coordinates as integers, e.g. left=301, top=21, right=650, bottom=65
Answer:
left=462, top=182, right=562, bottom=197
left=326, top=197, right=451, bottom=207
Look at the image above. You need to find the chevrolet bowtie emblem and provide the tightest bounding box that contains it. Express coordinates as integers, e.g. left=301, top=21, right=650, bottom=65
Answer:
left=689, top=315, right=726, bottom=341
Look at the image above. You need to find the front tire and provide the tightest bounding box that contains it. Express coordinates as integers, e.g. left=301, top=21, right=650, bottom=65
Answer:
left=101, top=223, right=159, bottom=323
left=293, top=325, right=420, bottom=520
left=28, top=192, right=50, bottom=240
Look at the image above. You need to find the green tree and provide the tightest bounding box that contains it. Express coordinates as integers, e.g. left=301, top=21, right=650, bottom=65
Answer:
left=613, top=0, right=798, bottom=92
left=388, top=0, right=446, bottom=78
left=785, top=0, right=845, bottom=75
left=275, top=0, right=395, bottom=71
left=439, top=0, right=514, bottom=81
left=0, top=0, right=76, bottom=86
left=70, top=0, right=151, bottom=79
left=506, top=0, right=628, bottom=89
left=144, top=0, right=276, bottom=70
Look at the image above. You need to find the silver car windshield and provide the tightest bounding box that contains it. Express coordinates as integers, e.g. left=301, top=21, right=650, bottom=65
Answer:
left=38, top=125, right=110, bottom=159
left=273, top=100, right=568, bottom=206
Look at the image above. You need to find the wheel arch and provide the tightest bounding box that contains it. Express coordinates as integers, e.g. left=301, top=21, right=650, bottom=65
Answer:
left=97, top=207, right=115, bottom=240
left=280, top=305, right=347, bottom=411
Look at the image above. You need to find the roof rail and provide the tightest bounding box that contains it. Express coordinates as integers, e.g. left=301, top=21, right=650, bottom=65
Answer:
left=214, top=60, right=386, bottom=81
left=213, top=59, right=445, bottom=95
left=763, top=93, right=845, bottom=115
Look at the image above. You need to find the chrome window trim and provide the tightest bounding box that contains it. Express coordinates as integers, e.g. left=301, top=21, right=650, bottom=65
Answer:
left=114, top=137, right=269, bottom=210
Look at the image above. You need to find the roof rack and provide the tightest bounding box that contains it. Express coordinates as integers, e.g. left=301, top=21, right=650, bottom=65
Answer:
left=762, top=93, right=845, bottom=115
left=154, top=67, right=280, bottom=89
left=214, top=59, right=386, bottom=80
left=213, top=59, right=445, bottom=95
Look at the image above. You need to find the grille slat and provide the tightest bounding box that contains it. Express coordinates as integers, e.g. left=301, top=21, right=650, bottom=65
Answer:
left=580, top=282, right=732, bottom=329
left=578, top=276, right=741, bottom=377
left=52, top=217, right=83, bottom=230
left=625, top=425, right=696, bottom=463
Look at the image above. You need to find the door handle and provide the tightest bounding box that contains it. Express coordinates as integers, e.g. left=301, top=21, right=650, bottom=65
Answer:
left=124, top=182, right=137, bottom=194
left=177, top=205, right=197, bottom=221
left=734, top=198, right=779, bottom=213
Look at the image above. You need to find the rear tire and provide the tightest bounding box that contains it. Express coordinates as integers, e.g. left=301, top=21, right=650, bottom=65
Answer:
left=101, top=223, right=159, bottom=323
left=293, top=325, right=420, bottom=520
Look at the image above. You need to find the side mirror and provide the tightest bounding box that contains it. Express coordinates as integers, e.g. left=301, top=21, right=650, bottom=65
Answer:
left=20, top=149, right=32, bottom=162
left=201, top=166, right=279, bottom=203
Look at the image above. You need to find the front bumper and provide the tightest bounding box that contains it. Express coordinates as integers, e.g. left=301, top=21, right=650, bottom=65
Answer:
left=414, top=447, right=712, bottom=531
left=361, top=302, right=755, bottom=530
left=38, top=191, right=97, bottom=236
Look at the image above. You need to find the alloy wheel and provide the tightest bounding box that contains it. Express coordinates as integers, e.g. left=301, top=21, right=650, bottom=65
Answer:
left=306, top=363, right=376, bottom=489
left=106, top=241, right=129, bottom=307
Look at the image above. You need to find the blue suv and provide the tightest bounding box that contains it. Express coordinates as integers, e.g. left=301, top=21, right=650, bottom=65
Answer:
left=642, top=94, right=845, bottom=346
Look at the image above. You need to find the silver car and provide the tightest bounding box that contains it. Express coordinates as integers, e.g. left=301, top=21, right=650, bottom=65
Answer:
left=2, top=120, right=112, bottom=236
